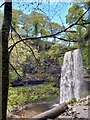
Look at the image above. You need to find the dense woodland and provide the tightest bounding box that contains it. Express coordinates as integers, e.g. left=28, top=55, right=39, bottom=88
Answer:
left=1, top=1, right=90, bottom=119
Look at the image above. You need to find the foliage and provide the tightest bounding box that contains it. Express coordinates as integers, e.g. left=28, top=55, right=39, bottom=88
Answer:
left=66, top=3, right=84, bottom=24
left=46, top=22, right=65, bottom=35
left=66, top=2, right=90, bottom=68
left=9, top=35, right=78, bottom=83
left=66, top=3, right=85, bottom=43
left=11, top=10, right=64, bottom=38
left=9, top=70, right=17, bottom=83
left=68, top=97, right=78, bottom=105
left=8, top=82, right=59, bottom=110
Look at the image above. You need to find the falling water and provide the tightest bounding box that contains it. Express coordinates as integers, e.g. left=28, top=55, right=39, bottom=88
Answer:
left=60, top=49, right=87, bottom=103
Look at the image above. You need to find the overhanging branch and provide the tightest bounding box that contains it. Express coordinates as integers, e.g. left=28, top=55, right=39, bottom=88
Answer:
left=54, top=36, right=77, bottom=42
left=9, top=25, right=39, bottom=64
left=22, top=41, right=39, bottom=63
left=8, top=7, right=90, bottom=52
left=10, top=63, right=21, bottom=77
left=0, top=2, right=5, bottom=8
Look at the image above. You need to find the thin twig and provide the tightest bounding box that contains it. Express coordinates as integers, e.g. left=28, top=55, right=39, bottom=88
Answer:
left=10, top=63, right=21, bottom=77
left=9, top=24, right=39, bottom=63
left=54, top=36, right=77, bottom=43
left=0, top=2, right=5, bottom=8
left=9, top=7, right=90, bottom=53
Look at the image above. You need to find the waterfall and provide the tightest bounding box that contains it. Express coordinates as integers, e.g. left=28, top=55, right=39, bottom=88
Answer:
left=60, top=49, right=87, bottom=103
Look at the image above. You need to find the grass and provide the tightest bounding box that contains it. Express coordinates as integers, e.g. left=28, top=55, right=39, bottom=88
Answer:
left=68, top=97, right=78, bottom=105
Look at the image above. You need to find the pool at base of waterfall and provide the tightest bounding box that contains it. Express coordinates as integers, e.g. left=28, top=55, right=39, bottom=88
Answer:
left=7, top=97, right=59, bottom=119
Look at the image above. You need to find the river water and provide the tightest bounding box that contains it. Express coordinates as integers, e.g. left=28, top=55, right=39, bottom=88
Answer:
left=15, top=102, right=51, bottom=118
left=12, top=97, right=59, bottom=118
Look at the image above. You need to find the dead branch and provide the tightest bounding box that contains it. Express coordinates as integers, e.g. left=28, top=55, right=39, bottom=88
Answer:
left=31, top=102, right=68, bottom=120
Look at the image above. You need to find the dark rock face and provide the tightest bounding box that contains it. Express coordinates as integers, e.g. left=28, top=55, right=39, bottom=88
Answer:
left=21, top=61, right=61, bottom=88
left=10, top=78, right=47, bottom=87
left=46, top=65, right=61, bottom=74
left=83, top=68, right=90, bottom=92
left=10, top=63, right=61, bottom=87
left=22, top=65, right=35, bottom=74
left=11, top=82, right=24, bottom=87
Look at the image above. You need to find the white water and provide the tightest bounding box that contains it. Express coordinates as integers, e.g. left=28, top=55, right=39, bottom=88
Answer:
left=60, top=49, right=86, bottom=103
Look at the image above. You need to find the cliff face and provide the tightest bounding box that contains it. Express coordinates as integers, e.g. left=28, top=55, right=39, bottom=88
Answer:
left=22, top=41, right=63, bottom=83
left=83, top=68, right=90, bottom=93
left=10, top=40, right=64, bottom=87
left=17, top=63, right=61, bottom=87
left=10, top=39, right=78, bottom=87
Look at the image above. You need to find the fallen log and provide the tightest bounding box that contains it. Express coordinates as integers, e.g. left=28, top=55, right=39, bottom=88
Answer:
left=31, top=102, right=68, bottom=120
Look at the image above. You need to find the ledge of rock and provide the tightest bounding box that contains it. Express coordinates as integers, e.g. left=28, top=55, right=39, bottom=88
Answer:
left=58, top=96, right=90, bottom=119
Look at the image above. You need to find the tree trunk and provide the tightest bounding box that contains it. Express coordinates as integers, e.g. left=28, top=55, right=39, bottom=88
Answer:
left=0, top=29, right=2, bottom=120
left=2, top=2, right=12, bottom=120
left=32, top=102, right=68, bottom=120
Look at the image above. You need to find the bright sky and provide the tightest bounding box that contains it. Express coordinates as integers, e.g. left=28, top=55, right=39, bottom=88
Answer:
left=0, top=1, right=73, bottom=27
left=13, top=2, right=73, bottom=27
left=0, top=1, right=74, bottom=45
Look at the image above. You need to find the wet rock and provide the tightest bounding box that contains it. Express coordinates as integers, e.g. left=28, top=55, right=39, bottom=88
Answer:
left=58, top=96, right=89, bottom=119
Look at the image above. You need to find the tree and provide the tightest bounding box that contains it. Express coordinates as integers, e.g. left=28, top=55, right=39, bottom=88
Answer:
left=66, top=2, right=90, bottom=68
left=66, top=3, right=85, bottom=45
left=12, top=9, right=28, bottom=35
left=8, top=10, right=65, bottom=75
left=11, top=10, right=65, bottom=38
left=66, top=2, right=90, bottom=44
left=27, top=11, right=49, bottom=37
left=46, top=22, right=65, bottom=42
left=83, top=2, right=90, bottom=68
left=11, top=11, right=49, bottom=37
left=2, top=1, right=12, bottom=120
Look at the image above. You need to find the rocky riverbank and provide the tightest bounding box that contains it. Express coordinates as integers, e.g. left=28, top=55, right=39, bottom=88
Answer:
left=7, top=96, right=90, bottom=119
left=58, top=95, right=90, bottom=119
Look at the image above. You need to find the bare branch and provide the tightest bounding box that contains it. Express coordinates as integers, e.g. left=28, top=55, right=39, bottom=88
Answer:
left=77, top=22, right=90, bottom=26
left=53, top=7, right=90, bottom=36
left=9, top=24, right=39, bottom=64
left=22, top=41, right=39, bottom=63
left=10, top=63, right=21, bottom=77
left=54, top=36, right=77, bottom=42
left=0, top=2, right=5, bottom=8
left=8, top=7, right=90, bottom=52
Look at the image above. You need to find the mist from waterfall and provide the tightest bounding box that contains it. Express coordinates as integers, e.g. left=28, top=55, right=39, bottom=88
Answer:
left=60, top=49, right=87, bottom=103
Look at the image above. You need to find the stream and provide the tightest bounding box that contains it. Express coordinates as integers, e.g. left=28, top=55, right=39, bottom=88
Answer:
left=15, top=102, right=52, bottom=118
left=9, top=97, right=59, bottom=118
